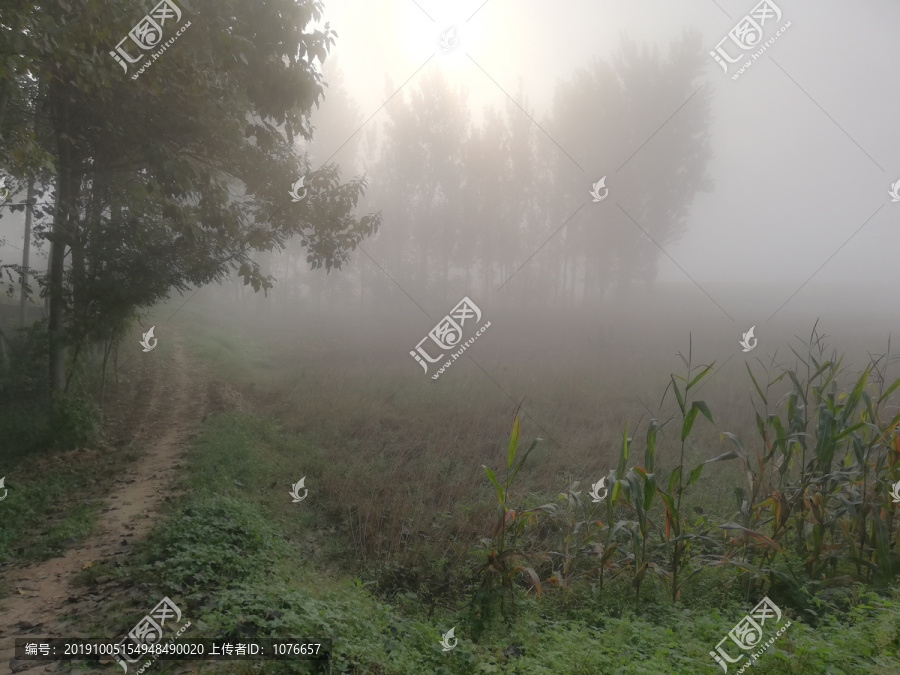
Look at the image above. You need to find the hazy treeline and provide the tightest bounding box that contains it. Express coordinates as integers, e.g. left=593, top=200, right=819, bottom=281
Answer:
left=263, top=30, right=712, bottom=313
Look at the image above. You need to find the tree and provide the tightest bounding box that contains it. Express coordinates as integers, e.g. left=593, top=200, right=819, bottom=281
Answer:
left=0, top=0, right=381, bottom=393
left=373, top=67, right=470, bottom=302
left=546, top=30, right=712, bottom=302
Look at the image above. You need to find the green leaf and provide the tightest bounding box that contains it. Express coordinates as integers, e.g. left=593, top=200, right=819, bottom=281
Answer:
left=681, top=404, right=700, bottom=441
left=733, top=486, right=746, bottom=514
left=657, top=490, right=675, bottom=512
left=787, top=370, right=807, bottom=405
left=840, top=366, right=870, bottom=422
left=720, top=432, right=748, bottom=459
left=668, top=467, right=681, bottom=495
left=746, top=362, right=767, bottom=405
left=879, top=412, right=900, bottom=442
left=634, top=467, right=657, bottom=510
left=616, top=422, right=629, bottom=478
left=687, top=463, right=704, bottom=486
left=507, top=415, right=519, bottom=469
left=671, top=376, right=685, bottom=414
left=769, top=415, right=786, bottom=454
left=483, top=466, right=504, bottom=507
left=755, top=411, right=766, bottom=441
left=878, top=376, right=900, bottom=405
left=694, top=400, right=713, bottom=425
left=687, top=364, right=714, bottom=391
left=833, top=422, right=866, bottom=442
left=786, top=392, right=798, bottom=424
left=644, top=420, right=657, bottom=473
left=508, top=438, right=540, bottom=486
left=625, top=473, right=644, bottom=520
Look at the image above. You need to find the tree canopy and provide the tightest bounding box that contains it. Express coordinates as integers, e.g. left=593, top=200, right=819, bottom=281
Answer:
left=364, top=30, right=711, bottom=308
left=0, top=0, right=381, bottom=391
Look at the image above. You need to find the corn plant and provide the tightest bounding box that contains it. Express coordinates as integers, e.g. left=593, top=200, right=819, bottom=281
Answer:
left=471, top=414, right=547, bottom=633
left=465, top=328, right=900, bottom=631
left=718, top=327, right=900, bottom=592
left=657, top=338, right=715, bottom=602
left=618, top=465, right=658, bottom=611
left=597, top=423, right=633, bottom=591
left=539, top=483, right=599, bottom=597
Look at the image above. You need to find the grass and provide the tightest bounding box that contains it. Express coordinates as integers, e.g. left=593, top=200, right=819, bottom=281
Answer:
left=75, top=410, right=900, bottom=674
left=162, top=300, right=756, bottom=590
left=0, top=445, right=140, bottom=570
left=7, top=297, right=900, bottom=672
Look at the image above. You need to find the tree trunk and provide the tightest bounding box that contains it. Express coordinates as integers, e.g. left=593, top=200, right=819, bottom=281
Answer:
left=0, top=308, right=7, bottom=366
left=100, top=337, right=113, bottom=413
left=48, top=87, right=78, bottom=394
left=48, top=210, right=67, bottom=393
left=19, top=179, right=35, bottom=327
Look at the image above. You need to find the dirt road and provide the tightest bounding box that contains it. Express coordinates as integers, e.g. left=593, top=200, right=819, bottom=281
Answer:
left=0, top=338, right=209, bottom=674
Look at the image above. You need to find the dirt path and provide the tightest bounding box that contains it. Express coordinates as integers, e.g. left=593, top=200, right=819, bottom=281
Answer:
left=0, top=337, right=209, bottom=674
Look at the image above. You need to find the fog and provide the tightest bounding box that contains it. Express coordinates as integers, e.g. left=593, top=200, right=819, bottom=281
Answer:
left=3, top=1, right=900, bottom=671
left=314, top=0, right=900, bottom=290
left=212, top=0, right=899, bottom=354
left=4, top=3, right=899, bottom=316
left=7, top=1, right=897, bottom=328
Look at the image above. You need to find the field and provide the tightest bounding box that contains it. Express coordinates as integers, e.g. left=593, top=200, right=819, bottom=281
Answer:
left=5, top=282, right=898, bottom=673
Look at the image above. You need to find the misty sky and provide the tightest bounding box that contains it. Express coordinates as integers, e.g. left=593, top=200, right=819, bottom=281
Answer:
left=2, top=0, right=898, bottom=317
left=316, top=0, right=900, bottom=291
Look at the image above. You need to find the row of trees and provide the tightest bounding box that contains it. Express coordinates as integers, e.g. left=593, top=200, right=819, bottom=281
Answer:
left=257, top=31, right=713, bottom=312
left=2, top=7, right=715, bottom=393
left=0, top=0, right=380, bottom=396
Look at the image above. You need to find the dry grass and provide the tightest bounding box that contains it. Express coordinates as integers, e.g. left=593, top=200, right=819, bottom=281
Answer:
left=173, top=293, right=899, bottom=593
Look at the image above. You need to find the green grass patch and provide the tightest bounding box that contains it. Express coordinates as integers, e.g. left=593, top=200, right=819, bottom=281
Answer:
left=0, top=445, right=139, bottom=569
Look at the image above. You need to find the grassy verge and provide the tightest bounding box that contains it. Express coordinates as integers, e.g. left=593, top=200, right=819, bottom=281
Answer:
left=77, top=410, right=900, bottom=674
left=0, top=321, right=138, bottom=571
left=0, top=444, right=141, bottom=571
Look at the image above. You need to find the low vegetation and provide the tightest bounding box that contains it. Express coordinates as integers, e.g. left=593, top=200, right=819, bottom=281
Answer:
left=54, top=310, right=900, bottom=672
left=4, top=307, right=900, bottom=673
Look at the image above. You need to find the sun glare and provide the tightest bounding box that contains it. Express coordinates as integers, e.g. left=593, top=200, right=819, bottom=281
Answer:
left=396, top=6, right=478, bottom=74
